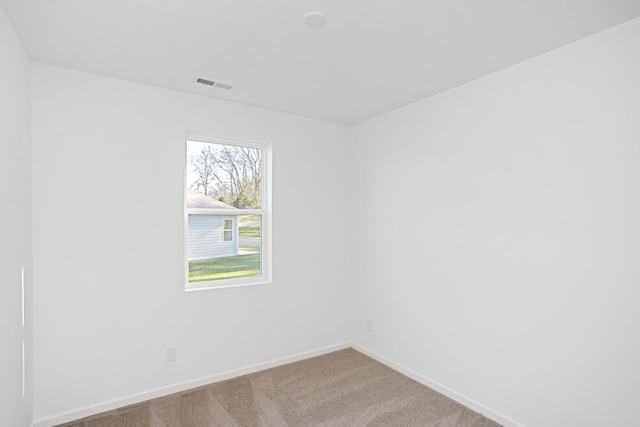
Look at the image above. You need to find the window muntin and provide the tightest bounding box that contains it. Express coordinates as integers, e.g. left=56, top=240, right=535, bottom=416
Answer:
left=185, top=137, right=270, bottom=290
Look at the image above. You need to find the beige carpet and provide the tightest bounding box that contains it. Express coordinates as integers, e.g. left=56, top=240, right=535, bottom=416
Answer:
left=57, top=348, right=503, bottom=427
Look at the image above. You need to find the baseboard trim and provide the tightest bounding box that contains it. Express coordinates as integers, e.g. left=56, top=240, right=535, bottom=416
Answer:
left=33, top=341, right=525, bottom=427
left=351, top=343, right=526, bottom=427
left=33, top=342, right=350, bottom=427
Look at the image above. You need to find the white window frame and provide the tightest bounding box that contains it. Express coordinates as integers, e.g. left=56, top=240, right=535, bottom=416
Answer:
left=222, top=218, right=233, bottom=242
left=184, top=134, right=272, bottom=291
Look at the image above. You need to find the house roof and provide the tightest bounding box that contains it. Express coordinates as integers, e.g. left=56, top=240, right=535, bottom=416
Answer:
left=186, top=190, right=237, bottom=210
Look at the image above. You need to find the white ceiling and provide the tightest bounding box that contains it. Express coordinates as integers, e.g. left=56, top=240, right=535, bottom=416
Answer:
left=3, top=0, right=640, bottom=125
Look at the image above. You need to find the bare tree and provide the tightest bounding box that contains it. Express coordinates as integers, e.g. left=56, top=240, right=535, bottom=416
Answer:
left=189, top=146, right=217, bottom=196
left=212, top=145, right=261, bottom=208
left=189, top=143, right=262, bottom=208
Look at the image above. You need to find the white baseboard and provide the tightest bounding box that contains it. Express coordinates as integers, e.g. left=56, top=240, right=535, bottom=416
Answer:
left=33, top=342, right=524, bottom=427
left=351, top=343, right=526, bottom=427
left=33, top=342, right=350, bottom=427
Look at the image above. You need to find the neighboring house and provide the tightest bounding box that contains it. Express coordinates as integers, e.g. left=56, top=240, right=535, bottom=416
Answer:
left=186, top=190, right=239, bottom=260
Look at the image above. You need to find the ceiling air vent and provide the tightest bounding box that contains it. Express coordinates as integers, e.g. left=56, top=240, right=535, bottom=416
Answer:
left=196, top=78, right=234, bottom=90
left=213, top=82, right=233, bottom=90
left=196, top=78, right=214, bottom=86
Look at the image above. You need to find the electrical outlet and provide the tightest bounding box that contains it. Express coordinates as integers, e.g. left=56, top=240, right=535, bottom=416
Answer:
left=366, top=319, right=373, bottom=333
left=166, top=347, right=177, bottom=362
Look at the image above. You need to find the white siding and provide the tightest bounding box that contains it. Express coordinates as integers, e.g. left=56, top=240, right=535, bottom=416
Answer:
left=188, top=215, right=238, bottom=260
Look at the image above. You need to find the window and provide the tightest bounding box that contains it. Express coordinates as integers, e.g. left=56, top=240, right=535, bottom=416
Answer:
left=185, top=136, right=271, bottom=290
left=223, top=219, right=233, bottom=242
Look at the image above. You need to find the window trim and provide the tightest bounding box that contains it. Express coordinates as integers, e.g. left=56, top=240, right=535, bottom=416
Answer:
left=184, top=133, right=272, bottom=291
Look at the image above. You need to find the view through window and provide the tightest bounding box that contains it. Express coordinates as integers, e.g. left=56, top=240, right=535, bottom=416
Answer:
left=185, top=138, right=270, bottom=289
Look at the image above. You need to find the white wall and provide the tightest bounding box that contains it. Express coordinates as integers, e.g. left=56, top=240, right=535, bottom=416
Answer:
left=0, top=5, right=33, bottom=427
left=31, top=64, right=351, bottom=423
left=351, top=17, right=640, bottom=427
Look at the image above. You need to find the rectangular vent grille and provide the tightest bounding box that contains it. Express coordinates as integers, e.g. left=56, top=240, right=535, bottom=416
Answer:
left=196, top=78, right=234, bottom=90
left=196, top=78, right=215, bottom=86
left=213, top=82, right=233, bottom=90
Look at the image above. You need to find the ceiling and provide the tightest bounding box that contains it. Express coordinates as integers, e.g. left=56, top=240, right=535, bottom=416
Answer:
left=3, top=0, right=640, bottom=125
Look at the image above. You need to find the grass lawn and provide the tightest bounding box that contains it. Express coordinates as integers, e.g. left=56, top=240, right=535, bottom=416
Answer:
left=239, top=215, right=261, bottom=238
left=189, top=252, right=260, bottom=282
left=239, top=226, right=260, bottom=237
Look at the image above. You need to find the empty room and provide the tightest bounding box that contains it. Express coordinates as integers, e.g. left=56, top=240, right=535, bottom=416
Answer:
left=2, top=1, right=640, bottom=426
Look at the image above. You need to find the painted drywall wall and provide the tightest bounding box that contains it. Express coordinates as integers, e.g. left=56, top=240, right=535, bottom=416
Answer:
left=351, top=17, right=640, bottom=427
left=31, top=64, right=351, bottom=422
left=0, top=5, right=33, bottom=427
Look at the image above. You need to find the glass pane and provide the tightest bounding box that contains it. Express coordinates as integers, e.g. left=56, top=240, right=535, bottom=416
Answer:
left=188, top=214, right=261, bottom=283
left=186, top=140, right=262, bottom=209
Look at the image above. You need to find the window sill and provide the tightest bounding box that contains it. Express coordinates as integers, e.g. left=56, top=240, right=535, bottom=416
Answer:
left=185, top=278, right=272, bottom=292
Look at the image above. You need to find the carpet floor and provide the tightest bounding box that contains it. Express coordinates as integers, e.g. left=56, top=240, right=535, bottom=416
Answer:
left=57, top=348, right=503, bottom=427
